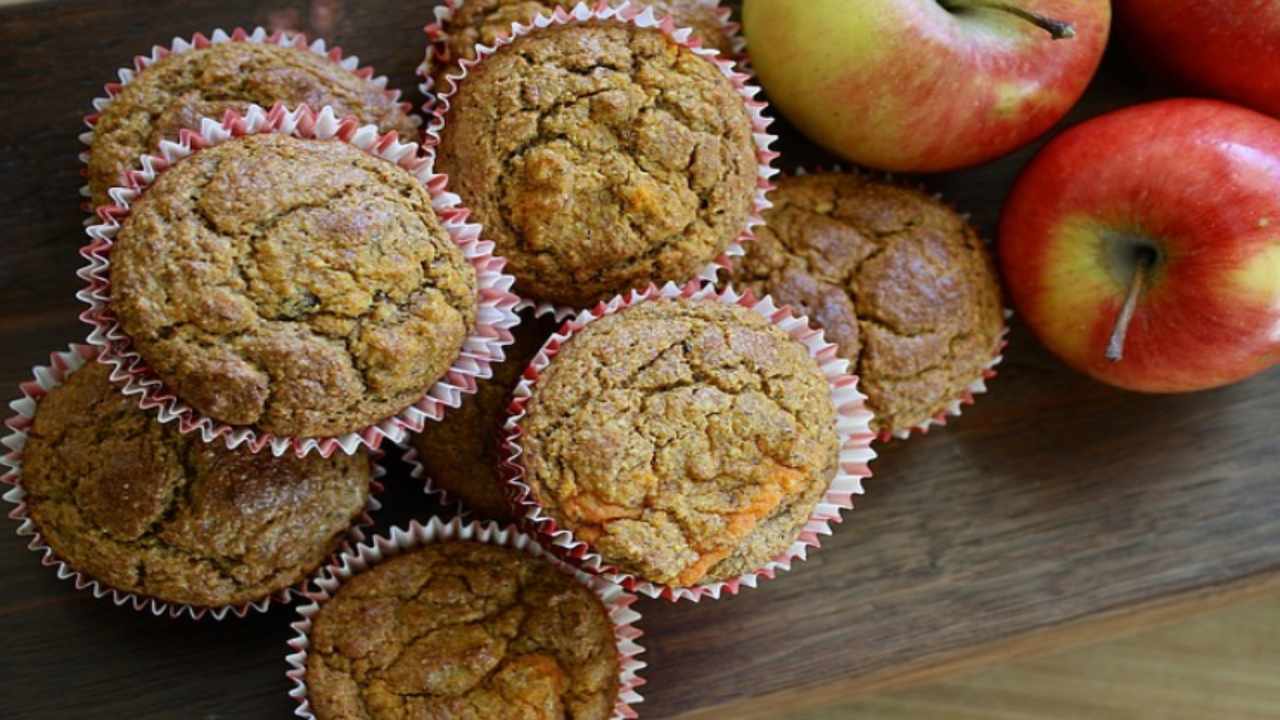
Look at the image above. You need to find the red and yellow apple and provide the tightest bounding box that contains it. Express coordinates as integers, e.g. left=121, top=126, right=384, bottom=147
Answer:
left=1116, top=0, right=1280, bottom=118
left=741, top=0, right=1110, bottom=173
left=999, top=99, right=1280, bottom=393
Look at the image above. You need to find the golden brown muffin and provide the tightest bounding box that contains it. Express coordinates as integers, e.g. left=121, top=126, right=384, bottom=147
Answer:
left=518, top=298, right=838, bottom=587
left=109, top=132, right=477, bottom=438
left=20, top=362, right=372, bottom=609
left=727, top=172, right=1005, bottom=435
left=87, top=40, right=419, bottom=209
left=305, top=541, right=620, bottom=720
left=412, top=312, right=560, bottom=522
left=435, top=21, right=758, bottom=309
left=426, top=0, right=737, bottom=91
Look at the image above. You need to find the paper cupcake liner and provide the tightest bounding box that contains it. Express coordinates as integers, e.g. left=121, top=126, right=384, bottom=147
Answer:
left=286, top=516, right=646, bottom=719
left=780, top=167, right=1010, bottom=443
left=0, top=344, right=387, bottom=621
left=79, top=26, right=420, bottom=219
left=500, top=280, right=878, bottom=602
left=418, top=0, right=745, bottom=104
left=424, top=0, right=778, bottom=321
left=76, top=103, right=523, bottom=458
left=400, top=443, right=470, bottom=518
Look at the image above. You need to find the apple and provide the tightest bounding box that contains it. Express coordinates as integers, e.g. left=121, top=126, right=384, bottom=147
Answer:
left=999, top=99, right=1280, bottom=393
left=741, top=0, right=1111, bottom=173
left=1116, top=0, right=1280, bottom=118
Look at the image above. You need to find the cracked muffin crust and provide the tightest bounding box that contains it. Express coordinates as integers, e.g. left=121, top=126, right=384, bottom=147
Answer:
left=518, top=299, right=839, bottom=587
left=88, top=40, right=419, bottom=209
left=435, top=20, right=758, bottom=309
left=727, top=172, right=1005, bottom=435
left=305, top=541, right=620, bottom=720
left=109, top=132, right=478, bottom=438
left=426, top=0, right=737, bottom=92
left=412, top=312, right=560, bottom=522
left=20, top=362, right=372, bottom=609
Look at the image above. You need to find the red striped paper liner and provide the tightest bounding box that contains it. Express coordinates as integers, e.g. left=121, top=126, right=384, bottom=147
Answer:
left=423, top=0, right=778, bottom=321
left=286, top=517, right=646, bottom=719
left=0, top=344, right=386, bottom=621
left=79, top=26, right=419, bottom=218
left=500, top=280, right=878, bottom=602
left=418, top=0, right=745, bottom=103
left=76, top=103, right=522, bottom=458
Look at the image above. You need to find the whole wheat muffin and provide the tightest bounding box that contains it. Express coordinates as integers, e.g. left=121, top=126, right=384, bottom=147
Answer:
left=426, top=0, right=737, bottom=91
left=109, top=132, right=477, bottom=438
left=518, top=298, right=838, bottom=587
left=412, top=312, right=560, bottom=522
left=87, top=39, right=419, bottom=209
left=435, top=21, right=758, bottom=309
left=305, top=541, right=620, bottom=720
left=727, top=172, right=1005, bottom=436
left=20, top=362, right=372, bottom=609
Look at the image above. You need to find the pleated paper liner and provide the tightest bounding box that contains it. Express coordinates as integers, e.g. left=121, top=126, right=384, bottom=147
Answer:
left=400, top=442, right=470, bottom=519
left=76, top=103, right=522, bottom=458
left=286, top=517, right=646, bottom=719
left=418, top=0, right=745, bottom=104
left=79, top=26, right=420, bottom=219
left=501, top=281, right=878, bottom=602
left=0, top=344, right=387, bottom=621
left=423, top=0, right=778, bottom=322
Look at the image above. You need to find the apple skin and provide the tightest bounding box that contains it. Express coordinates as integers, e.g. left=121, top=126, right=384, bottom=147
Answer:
left=1116, top=0, right=1280, bottom=118
left=999, top=99, right=1280, bottom=393
left=742, top=0, right=1110, bottom=173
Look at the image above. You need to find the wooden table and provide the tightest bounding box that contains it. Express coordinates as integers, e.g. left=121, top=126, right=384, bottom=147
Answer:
left=2, top=2, right=1277, bottom=718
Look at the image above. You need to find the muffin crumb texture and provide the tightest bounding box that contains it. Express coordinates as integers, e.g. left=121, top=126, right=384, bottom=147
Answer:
left=88, top=40, right=418, bottom=208
left=306, top=542, right=620, bottom=720
left=520, top=299, right=839, bottom=587
left=110, top=132, right=477, bottom=438
left=729, top=173, right=1005, bottom=434
left=20, top=362, right=372, bottom=608
left=412, top=312, right=561, bottom=522
left=437, top=21, right=758, bottom=308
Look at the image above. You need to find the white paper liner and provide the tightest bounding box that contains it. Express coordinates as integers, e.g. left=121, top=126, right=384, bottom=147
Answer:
left=76, top=103, right=523, bottom=458
left=418, top=0, right=746, bottom=103
left=400, top=442, right=470, bottom=518
left=79, top=26, right=421, bottom=218
left=501, top=280, right=878, bottom=602
left=286, top=517, right=646, bottom=719
left=0, top=344, right=387, bottom=621
left=423, top=0, right=778, bottom=321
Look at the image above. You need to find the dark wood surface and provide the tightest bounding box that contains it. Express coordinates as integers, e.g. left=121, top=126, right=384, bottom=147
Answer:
left=1, top=2, right=1277, bottom=719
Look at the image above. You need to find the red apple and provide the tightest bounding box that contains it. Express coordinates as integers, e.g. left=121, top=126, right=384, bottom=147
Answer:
left=742, top=0, right=1111, bottom=173
left=1116, top=0, right=1280, bottom=118
left=1000, top=99, right=1280, bottom=393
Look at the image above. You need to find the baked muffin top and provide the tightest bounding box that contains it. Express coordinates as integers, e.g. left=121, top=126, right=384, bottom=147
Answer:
left=727, top=172, right=1005, bottom=435
left=21, top=361, right=372, bottom=608
left=412, top=312, right=560, bottom=522
left=518, top=298, right=838, bottom=587
left=88, top=40, right=419, bottom=208
left=427, top=0, right=737, bottom=91
left=436, top=21, right=758, bottom=309
left=305, top=541, right=620, bottom=720
left=109, top=132, right=477, bottom=438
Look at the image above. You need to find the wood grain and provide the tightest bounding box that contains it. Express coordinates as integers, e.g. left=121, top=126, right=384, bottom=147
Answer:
left=1, top=2, right=1278, bottom=719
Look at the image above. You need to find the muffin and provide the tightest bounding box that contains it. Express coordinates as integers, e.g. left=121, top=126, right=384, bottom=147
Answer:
left=87, top=38, right=419, bottom=209
left=108, top=131, right=477, bottom=439
left=727, top=172, right=1005, bottom=436
left=516, top=298, right=839, bottom=588
left=425, top=0, right=738, bottom=92
left=435, top=19, right=760, bottom=309
left=18, top=361, right=372, bottom=609
left=412, top=312, right=560, bottom=521
left=304, top=541, right=622, bottom=719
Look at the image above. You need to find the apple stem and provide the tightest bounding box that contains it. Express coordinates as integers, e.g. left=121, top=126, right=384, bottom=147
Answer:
left=939, top=1, right=1077, bottom=39
left=1105, top=252, right=1153, bottom=363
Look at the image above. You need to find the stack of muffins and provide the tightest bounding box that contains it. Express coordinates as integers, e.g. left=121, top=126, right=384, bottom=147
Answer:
left=3, top=2, right=1007, bottom=718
